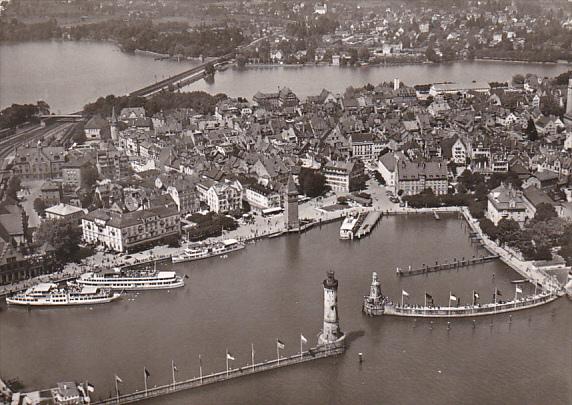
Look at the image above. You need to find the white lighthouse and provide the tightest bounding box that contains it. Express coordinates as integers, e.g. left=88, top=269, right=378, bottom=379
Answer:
left=318, top=271, right=345, bottom=346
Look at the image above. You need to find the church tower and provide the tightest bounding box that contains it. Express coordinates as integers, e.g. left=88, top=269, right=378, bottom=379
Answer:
left=110, top=106, right=118, bottom=142
left=318, top=271, right=345, bottom=346
left=564, top=78, right=572, bottom=126
left=284, top=173, right=299, bottom=230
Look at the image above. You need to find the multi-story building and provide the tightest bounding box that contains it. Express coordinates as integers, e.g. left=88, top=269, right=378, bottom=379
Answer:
left=451, top=138, right=469, bottom=164
left=278, top=87, right=299, bottom=108
left=429, top=82, right=491, bottom=97
left=81, top=206, right=180, bottom=252
left=62, top=160, right=90, bottom=189
left=322, top=160, right=362, bottom=193
left=253, top=91, right=280, bottom=110
left=350, top=133, right=379, bottom=163
left=197, top=179, right=243, bottom=213
left=377, top=153, right=398, bottom=189
left=395, top=160, right=448, bottom=196
left=12, top=145, right=65, bottom=180
left=84, top=115, right=108, bottom=141
left=244, top=183, right=281, bottom=210
left=44, top=203, right=86, bottom=223
left=40, top=180, right=62, bottom=206
left=486, top=184, right=527, bottom=226
left=96, top=151, right=130, bottom=180
left=166, top=180, right=201, bottom=215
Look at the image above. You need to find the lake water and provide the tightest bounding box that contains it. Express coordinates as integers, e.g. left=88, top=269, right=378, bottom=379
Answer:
left=1, top=41, right=570, bottom=114
left=1, top=215, right=570, bottom=405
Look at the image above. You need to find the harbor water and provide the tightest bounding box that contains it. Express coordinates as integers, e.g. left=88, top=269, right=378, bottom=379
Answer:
left=1, top=215, right=570, bottom=405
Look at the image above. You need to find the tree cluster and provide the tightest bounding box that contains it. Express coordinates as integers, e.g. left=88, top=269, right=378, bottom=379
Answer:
left=35, top=218, right=83, bottom=263
left=67, top=20, right=245, bottom=58
left=0, top=18, right=61, bottom=42
left=0, top=101, right=50, bottom=130
left=298, top=168, right=327, bottom=198
left=402, top=188, right=471, bottom=208
left=185, top=212, right=238, bottom=241
left=478, top=206, right=571, bottom=262
left=84, top=91, right=227, bottom=118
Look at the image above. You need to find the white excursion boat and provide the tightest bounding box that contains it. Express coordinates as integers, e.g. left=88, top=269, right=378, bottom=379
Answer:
left=172, top=239, right=245, bottom=264
left=6, top=283, right=121, bottom=306
left=77, top=267, right=185, bottom=291
left=339, top=215, right=359, bottom=240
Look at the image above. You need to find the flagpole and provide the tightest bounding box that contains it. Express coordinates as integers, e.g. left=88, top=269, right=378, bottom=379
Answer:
left=144, top=367, right=148, bottom=397
left=514, top=285, right=517, bottom=302
left=115, top=377, right=119, bottom=405
left=424, top=291, right=427, bottom=308
left=448, top=291, right=451, bottom=315
left=472, top=290, right=475, bottom=307
left=199, top=354, right=203, bottom=383
left=251, top=343, right=255, bottom=371
left=172, top=360, right=176, bottom=387
left=276, top=340, right=280, bottom=366
left=300, top=334, right=303, bottom=358
left=226, top=348, right=229, bottom=377
left=401, top=291, right=404, bottom=308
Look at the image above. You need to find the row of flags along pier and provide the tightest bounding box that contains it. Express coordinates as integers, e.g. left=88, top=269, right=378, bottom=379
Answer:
left=400, top=285, right=527, bottom=307
left=112, top=334, right=310, bottom=398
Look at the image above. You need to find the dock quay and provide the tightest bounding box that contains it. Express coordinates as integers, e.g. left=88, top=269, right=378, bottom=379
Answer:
left=92, top=344, right=344, bottom=405
left=396, top=255, right=500, bottom=277
left=339, top=211, right=382, bottom=240
left=354, top=212, right=382, bottom=239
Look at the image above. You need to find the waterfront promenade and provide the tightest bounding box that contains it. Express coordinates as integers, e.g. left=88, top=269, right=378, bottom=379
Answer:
left=458, top=207, right=564, bottom=293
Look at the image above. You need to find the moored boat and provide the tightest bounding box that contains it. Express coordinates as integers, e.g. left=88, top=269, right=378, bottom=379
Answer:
left=6, top=283, right=120, bottom=307
left=77, top=267, right=185, bottom=290
left=339, top=215, right=359, bottom=240
left=172, top=239, right=245, bottom=263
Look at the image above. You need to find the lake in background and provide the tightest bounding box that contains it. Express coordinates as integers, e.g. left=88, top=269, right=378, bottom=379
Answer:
left=1, top=41, right=570, bottom=114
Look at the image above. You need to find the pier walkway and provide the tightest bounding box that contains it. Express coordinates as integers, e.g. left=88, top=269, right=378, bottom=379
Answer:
left=92, top=345, right=344, bottom=404
left=354, top=212, right=382, bottom=239
left=373, top=292, right=559, bottom=318
left=396, top=255, right=500, bottom=277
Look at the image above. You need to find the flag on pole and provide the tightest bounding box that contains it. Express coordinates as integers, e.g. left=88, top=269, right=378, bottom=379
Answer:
left=115, top=375, right=123, bottom=384
left=226, top=352, right=235, bottom=361
left=474, top=291, right=480, bottom=300
left=515, top=286, right=522, bottom=294
left=300, top=334, right=308, bottom=344
left=402, top=290, right=409, bottom=297
left=449, top=294, right=458, bottom=301
left=496, top=288, right=502, bottom=296
left=87, top=382, right=95, bottom=393
left=277, top=339, right=285, bottom=350
left=144, top=368, right=151, bottom=379
left=425, top=292, right=433, bottom=300
left=173, top=362, right=178, bottom=372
